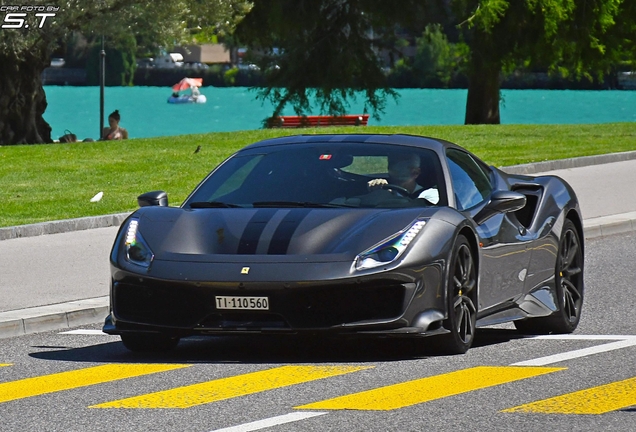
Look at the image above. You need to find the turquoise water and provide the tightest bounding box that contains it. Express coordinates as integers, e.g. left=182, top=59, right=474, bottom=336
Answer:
left=42, top=86, right=636, bottom=141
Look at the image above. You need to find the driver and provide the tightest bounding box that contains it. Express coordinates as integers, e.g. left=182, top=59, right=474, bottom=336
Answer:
left=368, top=153, right=439, bottom=204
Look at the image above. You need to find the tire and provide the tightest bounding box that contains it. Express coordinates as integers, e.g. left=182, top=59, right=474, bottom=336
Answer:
left=438, top=235, right=477, bottom=355
left=120, top=333, right=180, bottom=352
left=514, top=218, right=584, bottom=334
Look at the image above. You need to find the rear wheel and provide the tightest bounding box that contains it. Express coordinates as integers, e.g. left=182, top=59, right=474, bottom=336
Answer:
left=514, top=218, right=583, bottom=334
left=438, top=235, right=477, bottom=354
left=120, top=333, right=180, bottom=352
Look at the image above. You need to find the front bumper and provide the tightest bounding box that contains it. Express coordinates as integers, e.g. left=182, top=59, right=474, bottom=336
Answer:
left=104, top=262, right=446, bottom=337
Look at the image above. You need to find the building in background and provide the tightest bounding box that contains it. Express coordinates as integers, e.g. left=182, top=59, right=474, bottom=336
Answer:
left=172, top=44, right=231, bottom=65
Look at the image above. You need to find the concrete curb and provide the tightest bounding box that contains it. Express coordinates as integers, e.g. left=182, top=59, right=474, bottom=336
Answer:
left=0, top=212, right=131, bottom=241
left=501, top=150, right=636, bottom=175
left=0, top=296, right=109, bottom=339
left=583, top=211, right=636, bottom=240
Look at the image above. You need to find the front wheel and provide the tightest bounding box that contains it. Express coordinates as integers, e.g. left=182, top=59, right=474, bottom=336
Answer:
left=514, top=218, right=584, bottom=334
left=438, top=235, right=477, bottom=355
left=120, top=333, right=180, bottom=352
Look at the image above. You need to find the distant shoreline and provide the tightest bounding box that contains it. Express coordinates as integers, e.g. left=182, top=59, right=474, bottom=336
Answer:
left=42, top=66, right=636, bottom=90
left=41, top=87, right=636, bottom=142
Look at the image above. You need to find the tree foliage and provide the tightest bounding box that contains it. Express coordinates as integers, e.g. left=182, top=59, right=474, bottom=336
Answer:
left=446, top=0, right=634, bottom=123
left=0, top=0, right=252, bottom=144
left=0, top=0, right=250, bottom=58
left=235, top=0, right=635, bottom=125
left=234, top=0, right=446, bottom=120
left=388, top=24, right=469, bottom=88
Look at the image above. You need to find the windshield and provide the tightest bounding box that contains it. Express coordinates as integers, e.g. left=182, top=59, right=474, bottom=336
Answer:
left=185, top=142, right=447, bottom=209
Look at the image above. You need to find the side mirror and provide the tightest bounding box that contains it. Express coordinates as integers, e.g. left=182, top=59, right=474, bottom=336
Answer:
left=474, top=190, right=526, bottom=225
left=138, top=190, right=168, bottom=207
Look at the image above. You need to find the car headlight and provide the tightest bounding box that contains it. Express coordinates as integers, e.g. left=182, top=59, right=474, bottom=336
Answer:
left=355, top=220, right=427, bottom=271
left=123, top=218, right=154, bottom=268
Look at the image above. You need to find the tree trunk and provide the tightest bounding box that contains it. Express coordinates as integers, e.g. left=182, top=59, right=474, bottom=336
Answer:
left=464, top=32, right=502, bottom=125
left=0, top=49, right=52, bottom=145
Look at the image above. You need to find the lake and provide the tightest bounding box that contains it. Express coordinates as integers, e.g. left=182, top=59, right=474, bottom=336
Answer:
left=42, top=86, right=636, bottom=141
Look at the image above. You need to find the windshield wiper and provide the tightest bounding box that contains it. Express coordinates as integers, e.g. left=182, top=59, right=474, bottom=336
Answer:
left=252, top=201, right=354, bottom=208
left=189, top=201, right=242, bottom=208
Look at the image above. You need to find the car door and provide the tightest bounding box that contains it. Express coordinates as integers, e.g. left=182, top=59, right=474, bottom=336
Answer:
left=446, top=149, right=532, bottom=311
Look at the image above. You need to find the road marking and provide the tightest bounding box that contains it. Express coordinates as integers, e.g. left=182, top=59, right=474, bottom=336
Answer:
left=201, top=335, right=636, bottom=430
left=528, top=335, right=636, bottom=341
left=503, top=376, right=636, bottom=414
left=58, top=329, right=109, bottom=335
left=208, top=412, right=328, bottom=432
left=0, top=364, right=11, bottom=367
left=0, top=364, right=190, bottom=404
left=296, top=366, right=563, bottom=411
left=512, top=338, right=636, bottom=366
left=91, top=365, right=371, bottom=409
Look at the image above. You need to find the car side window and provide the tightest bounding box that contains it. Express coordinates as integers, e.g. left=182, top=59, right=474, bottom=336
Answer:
left=446, top=149, right=492, bottom=210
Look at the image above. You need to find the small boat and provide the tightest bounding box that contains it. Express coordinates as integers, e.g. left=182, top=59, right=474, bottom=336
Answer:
left=167, top=94, right=207, bottom=104
left=168, top=77, right=206, bottom=104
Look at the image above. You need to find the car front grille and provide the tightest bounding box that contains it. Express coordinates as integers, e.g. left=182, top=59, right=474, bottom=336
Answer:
left=112, top=278, right=407, bottom=330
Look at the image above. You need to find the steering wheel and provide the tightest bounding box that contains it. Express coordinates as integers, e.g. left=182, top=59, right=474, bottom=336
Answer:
left=381, top=183, right=411, bottom=197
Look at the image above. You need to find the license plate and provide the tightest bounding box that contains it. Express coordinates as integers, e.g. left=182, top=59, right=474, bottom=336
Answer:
left=215, top=296, right=269, bottom=310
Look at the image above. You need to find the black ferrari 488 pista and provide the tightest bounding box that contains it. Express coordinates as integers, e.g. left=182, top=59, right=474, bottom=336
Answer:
left=103, top=134, right=584, bottom=354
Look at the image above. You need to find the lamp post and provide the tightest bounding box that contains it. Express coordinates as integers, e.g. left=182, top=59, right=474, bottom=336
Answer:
left=99, top=35, right=105, bottom=139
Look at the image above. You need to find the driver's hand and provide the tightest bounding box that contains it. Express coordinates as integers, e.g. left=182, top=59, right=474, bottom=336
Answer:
left=368, top=178, right=388, bottom=190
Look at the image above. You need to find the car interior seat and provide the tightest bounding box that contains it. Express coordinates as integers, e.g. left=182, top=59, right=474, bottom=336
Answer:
left=416, top=155, right=447, bottom=206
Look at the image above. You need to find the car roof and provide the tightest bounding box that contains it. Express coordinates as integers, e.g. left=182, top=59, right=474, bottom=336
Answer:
left=240, top=134, right=464, bottom=153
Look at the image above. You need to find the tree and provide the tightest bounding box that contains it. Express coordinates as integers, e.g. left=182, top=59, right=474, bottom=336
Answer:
left=452, top=0, right=630, bottom=124
left=413, top=25, right=455, bottom=87
left=0, top=0, right=252, bottom=145
left=386, top=26, right=469, bottom=88
left=235, top=0, right=634, bottom=125
left=234, top=0, right=445, bottom=120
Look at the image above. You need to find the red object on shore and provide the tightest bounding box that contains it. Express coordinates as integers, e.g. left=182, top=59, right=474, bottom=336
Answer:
left=267, top=114, right=369, bottom=128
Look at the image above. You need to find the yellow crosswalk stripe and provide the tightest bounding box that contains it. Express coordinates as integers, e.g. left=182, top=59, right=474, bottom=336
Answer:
left=0, top=364, right=190, bottom=404
left=91, top=365, right=371, bottom=409
left=297, top=366, right=564, bottom=411
left=503, top=376, right=636, bottom=414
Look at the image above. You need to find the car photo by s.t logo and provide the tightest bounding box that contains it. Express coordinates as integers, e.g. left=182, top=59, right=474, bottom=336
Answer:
left=1, top=5, right=58, bottom=29
left=103, top=134, right=585, bottom=355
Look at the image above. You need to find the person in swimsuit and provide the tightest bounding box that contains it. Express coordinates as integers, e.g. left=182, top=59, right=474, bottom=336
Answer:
left=102, top=110, right=129, bottom=140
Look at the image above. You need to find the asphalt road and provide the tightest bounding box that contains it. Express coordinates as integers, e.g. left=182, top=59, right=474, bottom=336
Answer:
left=1, top=232, right=635, bottom=432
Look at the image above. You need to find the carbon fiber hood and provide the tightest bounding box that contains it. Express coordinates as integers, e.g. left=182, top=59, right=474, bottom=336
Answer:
left=134, top=206, right=440, bottom=262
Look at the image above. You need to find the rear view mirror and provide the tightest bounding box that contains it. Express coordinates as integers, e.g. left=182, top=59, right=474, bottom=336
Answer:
left=474, top=190, right=526, bottom=225
left=138, top=190, right=168, bottom=207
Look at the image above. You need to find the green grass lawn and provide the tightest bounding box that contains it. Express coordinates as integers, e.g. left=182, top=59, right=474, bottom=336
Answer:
left=1, top=123, right=635, bottom=228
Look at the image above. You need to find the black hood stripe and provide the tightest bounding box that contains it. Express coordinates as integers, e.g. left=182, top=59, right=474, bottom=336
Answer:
left=237, top=209, right=278, bottom=254
left=267, top=208, right=312, bottom=255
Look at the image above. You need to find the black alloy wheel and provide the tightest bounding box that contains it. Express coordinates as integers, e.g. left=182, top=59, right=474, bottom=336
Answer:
left=515, top=218, right=584, bottom=334
left=439, top=235, right=477, bottom=354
